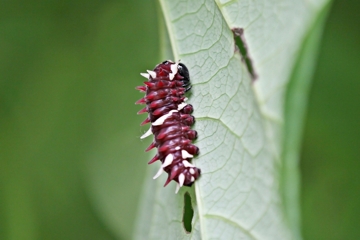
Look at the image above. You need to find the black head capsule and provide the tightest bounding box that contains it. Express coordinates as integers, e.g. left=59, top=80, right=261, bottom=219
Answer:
left=178, top=63, right=191, bottom=92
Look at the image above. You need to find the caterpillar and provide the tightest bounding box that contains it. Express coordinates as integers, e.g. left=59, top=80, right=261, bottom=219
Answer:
left=136, top=60, right=201, bottom=193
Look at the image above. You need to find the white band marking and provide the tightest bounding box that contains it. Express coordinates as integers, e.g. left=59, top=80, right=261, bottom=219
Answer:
left=152, top=110, right=177, bottom=126
left=177, top=102, right=187, bottom=111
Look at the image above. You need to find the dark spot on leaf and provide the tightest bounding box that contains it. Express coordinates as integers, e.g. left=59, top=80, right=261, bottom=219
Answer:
left=183, top=192, right=193, bottom=233
left=232, top=27, right=257, bottom=81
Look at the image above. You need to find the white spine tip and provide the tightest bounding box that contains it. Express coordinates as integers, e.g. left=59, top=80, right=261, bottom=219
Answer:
left=140, top=73, right=150, bottom=79
left=169, top=72, right=175, bottom=80
left=189, top=168, right=195, bottom=175
left=147, top=70, right=156, bottom=79
left=140, top=128, right=152, bottom=139
left=169, top=62, right=179, bottom=80
left=175, top=183, right=180, bottom=194
left=177, top=102, right=187, bottom=111
left=182, top=150, right=194, bottom=159
left=191, top=176, right=195, bottom=182
left=153, top=167, right=164, bottom=179
left=178, top=173, right=185, bottom=187
left=183, top=160, right=195, bottom=168
left=171, top=62, right=179, bottom=75
left=162, top=154, right=174, bottom=168
left=175, top=146, right=181, bottom=150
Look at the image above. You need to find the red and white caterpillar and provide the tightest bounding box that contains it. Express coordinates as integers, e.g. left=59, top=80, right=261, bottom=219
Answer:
left=136, top=60, right=201, bottom=193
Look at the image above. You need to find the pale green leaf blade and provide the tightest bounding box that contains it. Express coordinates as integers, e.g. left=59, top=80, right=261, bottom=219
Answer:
left=215, top=0, right=331, bottom=237
left=281, top=3, right=331, bottom=238
left=135, top=0, right=330, bottom=239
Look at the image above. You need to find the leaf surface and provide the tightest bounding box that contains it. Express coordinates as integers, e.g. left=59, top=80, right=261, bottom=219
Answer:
left=134, top=0, right=330, bottom=239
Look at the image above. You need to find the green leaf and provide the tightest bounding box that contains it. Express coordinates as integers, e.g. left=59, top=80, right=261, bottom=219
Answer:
left=281, top=3, right=331, bottom=238
left=134, top=0, right=330, bottom=239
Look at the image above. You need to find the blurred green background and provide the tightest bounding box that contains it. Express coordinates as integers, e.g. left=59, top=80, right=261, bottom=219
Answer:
left=301, top=0, right=360, bottom=239
left=0, top=0, right=359, bottom=240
